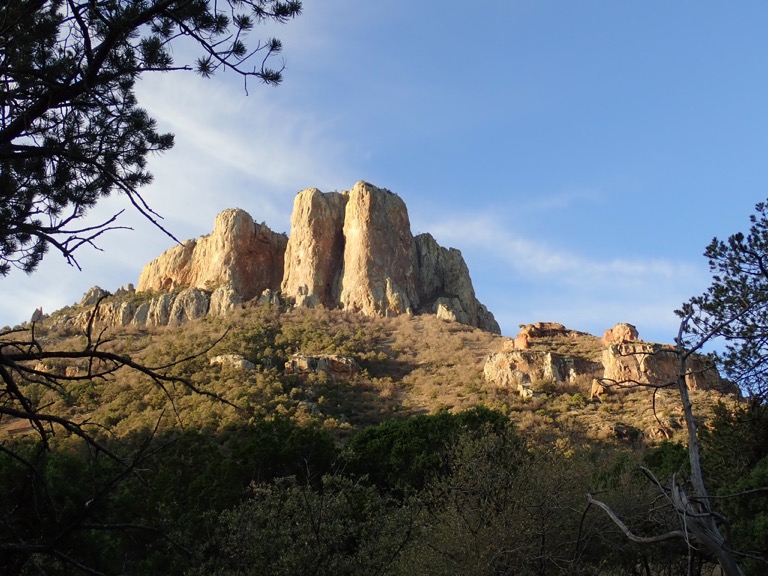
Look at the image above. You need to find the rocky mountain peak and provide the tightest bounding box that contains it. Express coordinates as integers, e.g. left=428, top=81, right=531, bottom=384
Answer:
left=87, top=181, right=499, bottom=332
left=137, top=208, right=287, bottom=301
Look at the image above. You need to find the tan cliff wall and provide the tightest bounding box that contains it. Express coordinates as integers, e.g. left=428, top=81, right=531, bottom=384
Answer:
left=137, top=208, right=287, bottom=301
left=339, top=182, right=421, bottom=317
left=281, top=188, right=347, bottom=308
left=83, top=181, right=500, bottom=333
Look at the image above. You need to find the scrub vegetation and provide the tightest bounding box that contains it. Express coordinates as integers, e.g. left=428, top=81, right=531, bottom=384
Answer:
left=1, top=303, right=763, bottom=575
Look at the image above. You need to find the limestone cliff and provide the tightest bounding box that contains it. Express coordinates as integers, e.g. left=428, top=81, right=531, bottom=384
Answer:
left=280, top=181, right=499, bottom=332
left=137, top=208, right=287, bottom=301
left=339, top=182, right=420, bottom=317
left=81, top=181, right=499, bottom=333
left=281, top=188, right=347, bottom=308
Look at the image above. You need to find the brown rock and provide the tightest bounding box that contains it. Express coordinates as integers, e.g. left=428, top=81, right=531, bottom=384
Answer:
left=519, top=322, right=568, bottom=338
left=590, top=378, right=606, bottom=400
left=415, top=233, right=501, bottom=333
left=284, top=353, right=361, bottom=379
left=602, top=343, right=722, bottom=390
left=603, top=323, right=640, bottom=346
left=514, top=333, right=530, bottom=350
left=137, top=208, right=287, bottom=301
left=210, top=354, right=256, bottom=370
left=282, top=188, right=347, bottom=307
left=339, top=181, right=420, bottom=316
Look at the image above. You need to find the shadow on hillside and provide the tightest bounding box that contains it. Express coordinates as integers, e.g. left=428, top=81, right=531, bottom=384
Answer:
left=358, top=356, right=419, bottom=381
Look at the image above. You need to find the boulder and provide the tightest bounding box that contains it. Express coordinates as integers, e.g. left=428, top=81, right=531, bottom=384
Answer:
left=284, top=354, right=361, bottom=378
left=514, top=333, right=530, bottom=350
left=209, top=283, right=242, bottom=316
left=210, top=354, right=256, bottom=370
left=168, top=288, right=210, bottom=326
left=603, top=323, right=640, bottom=346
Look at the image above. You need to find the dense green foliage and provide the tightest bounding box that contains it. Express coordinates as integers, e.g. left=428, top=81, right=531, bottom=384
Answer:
left=699, top=400, right=768, bottom=572
left=342, top=406, right=512, bottom=493
left=5, top=404, right=763, bottom=575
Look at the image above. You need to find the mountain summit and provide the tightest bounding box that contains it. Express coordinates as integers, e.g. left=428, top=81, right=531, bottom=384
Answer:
left=133, top=181, right=499, bottom=332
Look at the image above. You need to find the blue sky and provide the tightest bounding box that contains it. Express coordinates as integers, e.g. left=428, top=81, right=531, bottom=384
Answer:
left=4, top=1, right=768, bottom=345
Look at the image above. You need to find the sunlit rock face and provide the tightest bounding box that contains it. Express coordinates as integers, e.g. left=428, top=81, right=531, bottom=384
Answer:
left=79, top=181, right=499, bottom=333
left=602, top=322, right=640, bottom=346
left=280, top=180, right=500, bottom=332
left=340, top=181, right=421, bottom=317
left=137, top=208, right=287, bottom=301
left=601, top=342, right=722, bottom=391
left=281, top=187, right=347, bottom=308
left=484, top=350, right=603, bottom=390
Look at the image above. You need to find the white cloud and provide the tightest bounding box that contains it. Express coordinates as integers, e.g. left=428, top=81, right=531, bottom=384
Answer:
left=424, top=211, right=702, bottom=284
left=412, top=207, right=710, bottom=342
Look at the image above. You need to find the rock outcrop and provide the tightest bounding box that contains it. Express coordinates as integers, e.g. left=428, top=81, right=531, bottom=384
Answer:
left=415, top=233, right=500, bottom=333
left=484, top=350, right=602, bottom=394
left=602, top=342, right=722, bottom=391
left=339, top=182, right=420, bottom=317
left=603, top=322, right=640, bottom=346
left=284, top=354, right=361, bottom=379
left=137, top=208, right=287, bottom=301
left=69, top=181, right=498, bottom=333
left=484, top=323, right=725, bottom=396
left=518, top=322, right=570, bottom=338
left=279, top=181, right=499, bottom=332
left=210, top=354, right=256, bottom=371
left=281, top=188, right=347, bottom=308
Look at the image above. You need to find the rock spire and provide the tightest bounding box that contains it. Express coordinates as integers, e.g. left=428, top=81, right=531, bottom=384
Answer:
left=114, top=181, right=499, bottom=333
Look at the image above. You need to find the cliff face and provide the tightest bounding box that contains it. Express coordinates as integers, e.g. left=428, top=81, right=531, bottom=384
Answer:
left=602, top=342, right=722, bottom=391
left=483, top=323, right=725, bottom=396
left=137, top=208, right=287, bottom=301
left=108, top=181, right=499, bottom=332
left=339, top=182, right=421, bottom=317
left=281, top=188, right=347, bottom=308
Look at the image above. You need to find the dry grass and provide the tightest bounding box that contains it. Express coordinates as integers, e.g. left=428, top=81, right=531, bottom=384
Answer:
left=2, top=302, right=741, bottom=447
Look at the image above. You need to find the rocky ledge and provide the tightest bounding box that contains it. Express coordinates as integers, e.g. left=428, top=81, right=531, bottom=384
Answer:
left=484, top=322, right=730, bottom=397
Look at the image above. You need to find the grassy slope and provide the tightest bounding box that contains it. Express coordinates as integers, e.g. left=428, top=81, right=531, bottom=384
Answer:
left=4, top=301, right=737, bottom=447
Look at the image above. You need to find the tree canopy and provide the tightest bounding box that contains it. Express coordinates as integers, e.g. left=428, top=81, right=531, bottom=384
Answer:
left=0, top=0, right=301, bottom=276
left=680, top=199, right=768, bottom=399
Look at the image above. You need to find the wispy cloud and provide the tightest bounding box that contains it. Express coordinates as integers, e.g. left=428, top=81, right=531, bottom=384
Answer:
left=413, top=207, right=709, bottom=342
left=425, top=211, right=700, bottom=283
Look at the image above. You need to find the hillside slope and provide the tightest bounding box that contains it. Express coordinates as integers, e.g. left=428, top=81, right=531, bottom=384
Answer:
left=5, top=300, right=737, bottom=447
